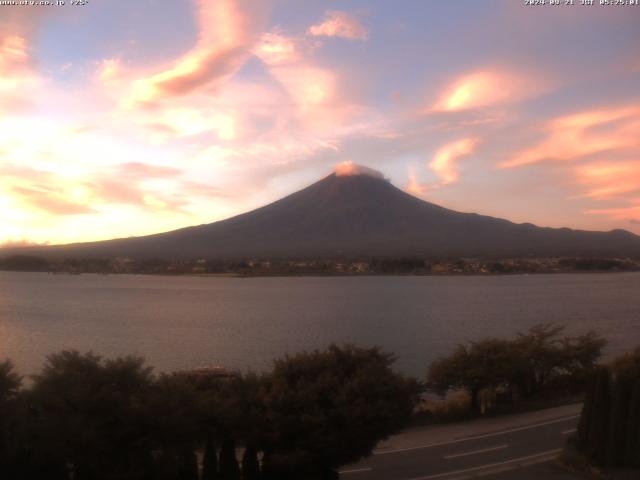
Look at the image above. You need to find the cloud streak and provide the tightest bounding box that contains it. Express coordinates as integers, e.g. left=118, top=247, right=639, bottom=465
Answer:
left=334, top=161, right=385, bottom=179
left=502, top=105, right=640, bottom=168
left=308, top=11, right=368, bottom=40
left=124, top=0, right=268, bottom=107
left=430, top=138, right=479, bottom=185
left=577, top=161, right=640, bottom=199
left=431, top=70, right=534, bottom=113
left=587, top=202, right=640, bottom=223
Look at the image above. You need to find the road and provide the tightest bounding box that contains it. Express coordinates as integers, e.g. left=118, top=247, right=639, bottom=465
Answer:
left=339, top=411, right=580, bottom=480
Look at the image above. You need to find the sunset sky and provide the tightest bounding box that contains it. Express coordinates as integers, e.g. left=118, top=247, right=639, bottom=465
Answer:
left=1, top=0, right=639, bottom=246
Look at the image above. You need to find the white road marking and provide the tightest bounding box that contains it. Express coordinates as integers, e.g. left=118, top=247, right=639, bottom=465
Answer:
left=562, top=428, right=577, bottom=435
left=339, top=467, right=373, bottom=474
left=443, top=444, right=508, bottom=460
left=375, top=415, right=579, bottom=456
left=408, top=448, right=562, bottom=480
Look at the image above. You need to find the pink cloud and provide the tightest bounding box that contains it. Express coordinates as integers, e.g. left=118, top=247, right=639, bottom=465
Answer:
left=97, top=58, right=122, bottom=83
left=577, top=161, right=640, bottom=199
left=124, top=0, right=269, bottom=106
left=430, top=138, right=479, bottom=186
left=117, top=162, right=182, bottom=179
left=0, top=162, right=189, bottom=217
left=253, top=31, right=360, bottom=132
left=405, top=167, right=428, bottom=196
left=11, top=185, right=97, bottom=216
left=431, top=70, right=537, bottom=113
left=308, top=11, right=368, bottom=40
left=404, top=139, right=479, bottom=196
left=334, top=161, right=385, bottom=179
left=0, top=34, right=41, bottom=114
left=587, top=201, right=640, bottom=223
left=253, top=32, right=300, bottom=66
left=502, top=105, right=640, bottom=168
left=0, top=238, right=49, bottom=248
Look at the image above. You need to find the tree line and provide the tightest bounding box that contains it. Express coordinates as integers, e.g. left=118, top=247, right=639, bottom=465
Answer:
left=427, top=324, right=607, bottom=412
left=2, top=255, right=639, bottom=276
left=573, top=348, right=640, bottom=468
left=0, top=325, right=613, bottom=479
left=0, top=346, right=420, bottom=480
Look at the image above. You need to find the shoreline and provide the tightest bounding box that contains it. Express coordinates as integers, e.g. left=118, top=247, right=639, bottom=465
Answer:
left=2, top=269, right=640, bottom=278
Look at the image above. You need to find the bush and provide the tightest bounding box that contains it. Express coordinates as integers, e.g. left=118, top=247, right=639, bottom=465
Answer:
left=574, top=348, right=640, bottom=468
left=427, top=324, right=606, bottom=412
left=0, top=345, right=421, bottom=480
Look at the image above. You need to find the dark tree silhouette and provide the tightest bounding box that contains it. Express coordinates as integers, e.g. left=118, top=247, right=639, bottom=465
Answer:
left=428, top=339, right=516, bottom=410
left=241, top=443, right=260, bottom=480
left=219, top=433, right=241, bottom=480
left=202, top=436, right=219, bottom=480
left=428, top=324, right=606, bottom=410
left=261, top=345, right=420, bottom=477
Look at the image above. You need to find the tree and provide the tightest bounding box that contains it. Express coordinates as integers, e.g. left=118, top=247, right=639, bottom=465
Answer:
left=202, top=436, right=219, bottom=480
left=613, top=348, right=640, bottom=467
left=177, top=448, right=198, bottom=480
left=573, top=348, right=640, bottom=468
left=513, top=324, right=606, bottom=397
left=512, top=324, right=567, bottom=397
left=576, top=368, right=597, bottom=448
left=428, top=339, right=518, bottom=411
left=241, top=444, right=260, bottom=480
left=219, top=433, right=240, bottom=480
left=261, top=345, right=421, bottom=477
left=428, top=325, right=607, bottom=408
left=0, top=360, right=21, bottom=404
left=28, top=351, right=155, bottom=480
left=625, top=380, right=640, bottom=467
left=580, top=366, right=611, bottom=466
left=145, top=374, right=202, bottom=479
left=0, top=360, right=22, bottom=478
left=606, top=376, right=631, bottom=466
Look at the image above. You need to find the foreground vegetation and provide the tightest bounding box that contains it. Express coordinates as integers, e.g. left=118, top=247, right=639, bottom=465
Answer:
left=568, top=348, right=640, bottom=470
left=0, top=325, right=614, bottom=479
left=0, top=346, right=420, bottom=480
left=426, top=324, right=606, bottom=414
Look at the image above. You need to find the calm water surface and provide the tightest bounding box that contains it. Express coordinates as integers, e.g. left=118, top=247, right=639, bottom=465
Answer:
left=1, top=272, right=639, bottom=377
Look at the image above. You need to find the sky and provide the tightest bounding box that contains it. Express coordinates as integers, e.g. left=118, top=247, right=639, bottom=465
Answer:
left=1, top=0, right=639, bottom=246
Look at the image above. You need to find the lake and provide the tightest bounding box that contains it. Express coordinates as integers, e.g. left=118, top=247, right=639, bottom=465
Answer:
left=1, top=271, right=639, bottom=378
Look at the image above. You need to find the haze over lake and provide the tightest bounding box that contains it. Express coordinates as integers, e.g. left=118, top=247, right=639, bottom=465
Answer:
left=2, top=271, right=639, bottom=378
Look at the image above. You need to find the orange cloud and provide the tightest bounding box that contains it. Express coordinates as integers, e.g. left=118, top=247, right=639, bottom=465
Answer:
left=430, top=138, right=479, bottom=186
left=125, top=0, right=268, bottom=106
left=0, top=238, right=49, bottom=248
left=334, top=161, right=385, bottom=179
left=577, top=161, right=640, bottom=199
left=587, top=202, right=640, bottom=222
left=272, top=65, right=336, bottom=108
left=148, top=107, right=238, bottom=139
left=11, top=185, right=97, bottom=216
left=0, top=34, right=41, bottom=114
left=308, top=11, right=368, bottom=40
left=404, top=139, right=479, bottom=196
left=0, top=160, right=189, bottom=218
left=254, top=31, right=356, bottom=132
left=97, top=58, right=122, bottom=83
left=254, top=32, right=300, bottom=66
left=502, top=105, right=640, bottom=168
left=432, top=70, right=532, bottom=113
left=406, top=168, right=427, bottom=196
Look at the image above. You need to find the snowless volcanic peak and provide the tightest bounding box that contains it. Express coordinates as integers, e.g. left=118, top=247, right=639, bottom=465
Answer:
left=334, top=161, right=387, bottom=180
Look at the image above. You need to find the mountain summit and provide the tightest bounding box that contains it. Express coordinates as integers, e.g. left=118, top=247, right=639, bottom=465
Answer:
left=6, top=168, right=640, bottom=259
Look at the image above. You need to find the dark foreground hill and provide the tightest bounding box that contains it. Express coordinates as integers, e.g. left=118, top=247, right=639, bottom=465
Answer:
left=4, top=171, right=640, bottom=260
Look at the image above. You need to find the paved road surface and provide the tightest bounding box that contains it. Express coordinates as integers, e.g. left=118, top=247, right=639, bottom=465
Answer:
left=340, top=409, right=580, bottom=480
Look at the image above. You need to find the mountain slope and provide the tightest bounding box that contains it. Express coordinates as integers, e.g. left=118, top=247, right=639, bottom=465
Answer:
left=5, top=172, right=640, bottom=259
